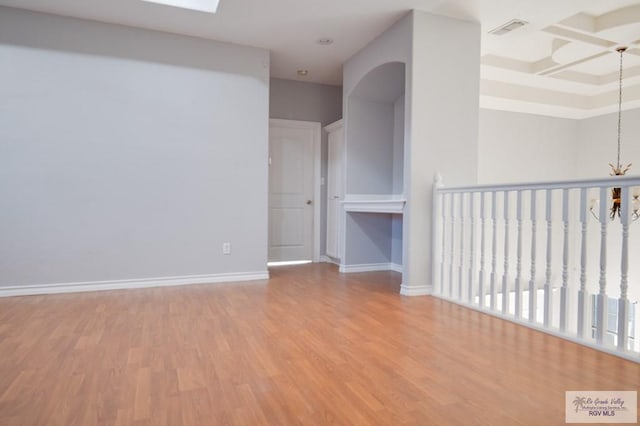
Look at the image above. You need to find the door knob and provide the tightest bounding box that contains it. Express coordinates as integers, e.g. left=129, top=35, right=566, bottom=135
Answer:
left=306, top=200, right=312, bottom=205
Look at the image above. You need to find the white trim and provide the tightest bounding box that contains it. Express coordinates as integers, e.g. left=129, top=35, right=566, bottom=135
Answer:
left=390, top=263, right=403, bottom=273
left=438, top=174, right=640, bottom=194
left=400, top=284, right=432, bottom=296
left=339, top=263, right=395, bottom=273
left=0, top=271, right=270, bottom=298
left=268, top=119, right=322, bottom=263
left=313, top=122, right=321, bottom=263
left=323, top=118, right=343, bottom=133
left=342, top=194, right=406, bottom=214
left=269, top=118, right=317, bottom=130
left=324, top=119, right=344, bottom=261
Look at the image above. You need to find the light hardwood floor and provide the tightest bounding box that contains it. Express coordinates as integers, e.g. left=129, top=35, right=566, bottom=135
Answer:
left=0, top=264, right=638, bottom=425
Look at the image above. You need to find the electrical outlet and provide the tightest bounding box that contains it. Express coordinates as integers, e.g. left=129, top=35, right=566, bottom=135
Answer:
left=223, top=242, right=231, bottom=255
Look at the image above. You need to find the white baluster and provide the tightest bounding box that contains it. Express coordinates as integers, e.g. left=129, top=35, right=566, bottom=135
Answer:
left=596, top=186, right=608, bottom=345
left=515, top=190, right=523, bottom=318
left=618, top=185, right=630, bottom=350
left=560, top=189, right=569, bottom=332
left=502, top=191, right=510, bottom=314
left=449, top=193, right=456, bottom=299
left=459, top=192, right=465, bottom=301
left=478, top=192, right=486, bottom=308
left=468, top=192, right=475, bottom=304
left=490, top=191, right=498, bottom=310
left=529, top=190, right=537, bottom=323
left=544, top=189, right=553, bottom=328
left=440, top=191, right=447, bottom=297
left=429, top=177, right=640, bottom=358
left=432, top=174, right=443, bottom=295
left=577, top=188, right=589, bottom=338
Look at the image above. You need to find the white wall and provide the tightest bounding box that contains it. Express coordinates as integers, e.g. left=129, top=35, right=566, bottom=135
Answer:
left=478, top=107, right=640, bottom=183
left=0, top=7, right=270, bottom=289
left=478, top=109, right=579, bottom=184
left=575, top=108, right=640, bottom=178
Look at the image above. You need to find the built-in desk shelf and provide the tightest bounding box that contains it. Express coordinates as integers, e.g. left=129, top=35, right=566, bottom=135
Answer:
left=342, top=195, right=406, bottom=214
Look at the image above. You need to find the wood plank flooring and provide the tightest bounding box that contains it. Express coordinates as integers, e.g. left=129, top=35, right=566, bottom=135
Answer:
left=0, top=263, right=638, bottom=425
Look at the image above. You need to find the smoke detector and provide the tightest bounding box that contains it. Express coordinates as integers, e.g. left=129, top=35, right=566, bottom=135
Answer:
left=489, top=19, right=528, bottom=36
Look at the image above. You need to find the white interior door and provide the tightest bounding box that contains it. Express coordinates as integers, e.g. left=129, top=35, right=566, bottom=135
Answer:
left=269, top=121, right=317, bottom=262
left=326, top=120, right=343, bottom=259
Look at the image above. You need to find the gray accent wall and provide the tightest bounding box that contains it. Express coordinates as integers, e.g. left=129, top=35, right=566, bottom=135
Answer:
left=269, top=78, right=342, bottom=256
left=344, top=213, right=392, bottom=265
left=346, top=98, right=395, bottom=194
left=0, top=7, right=270, bottom=286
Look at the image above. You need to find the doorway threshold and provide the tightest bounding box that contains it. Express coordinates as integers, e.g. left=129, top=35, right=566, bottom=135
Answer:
left=267, top=260, right=313, bottom=267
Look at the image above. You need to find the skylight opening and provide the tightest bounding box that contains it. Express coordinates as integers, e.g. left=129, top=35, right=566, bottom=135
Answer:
left=142, top=0, right=220, bottom=14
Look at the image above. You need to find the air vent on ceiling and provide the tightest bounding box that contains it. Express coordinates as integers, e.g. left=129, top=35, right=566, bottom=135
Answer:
left=489, top=19, right=528, bottom=36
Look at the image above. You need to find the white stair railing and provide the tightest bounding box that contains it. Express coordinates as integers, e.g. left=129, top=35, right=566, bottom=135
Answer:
left=432, top=174, right=640, bottom=361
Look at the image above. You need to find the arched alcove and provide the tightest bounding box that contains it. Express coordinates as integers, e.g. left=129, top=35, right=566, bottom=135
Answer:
left=346, top=62, right=406, bottom=195
left=342, top=61, right=406, bottom=272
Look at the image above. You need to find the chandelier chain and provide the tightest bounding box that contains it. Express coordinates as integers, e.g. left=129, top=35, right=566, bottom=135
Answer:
left=617, top=48, right=624, bottom=170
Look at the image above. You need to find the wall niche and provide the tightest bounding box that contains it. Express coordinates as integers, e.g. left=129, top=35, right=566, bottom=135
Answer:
left=342, top=61, right=406, bottom=272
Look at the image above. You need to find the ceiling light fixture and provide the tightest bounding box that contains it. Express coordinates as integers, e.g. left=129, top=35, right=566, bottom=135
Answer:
left=590, top=47, right=640, bottom=222
left=297, top=69, right=309, bottom=77
left=488, top=19, right=528, bottom=36
left=316, top=38, right=334, bottom=45
left=141, top=0, right=220, bottom=14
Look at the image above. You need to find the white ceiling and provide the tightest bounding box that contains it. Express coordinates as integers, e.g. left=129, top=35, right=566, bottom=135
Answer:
left=1, top=0, right=639, bottom=118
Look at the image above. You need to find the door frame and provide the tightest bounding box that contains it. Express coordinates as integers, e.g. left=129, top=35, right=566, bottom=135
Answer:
left=269, top=119, right=321, bottom=263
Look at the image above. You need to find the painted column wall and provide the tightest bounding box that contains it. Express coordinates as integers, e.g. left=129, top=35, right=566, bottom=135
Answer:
left=402, top=11, right=481, bottom=295
left=342, top=11, right=480, bottom=293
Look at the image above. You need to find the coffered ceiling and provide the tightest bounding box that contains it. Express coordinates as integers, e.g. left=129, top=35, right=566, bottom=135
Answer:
left=1, top=0, right=639, bottom=118
left=481, top=2, right=640, bottom=118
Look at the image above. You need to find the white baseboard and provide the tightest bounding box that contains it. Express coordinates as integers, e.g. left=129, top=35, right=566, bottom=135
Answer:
left=339, top=263, right=403, bottom=273
left=0, top=271, right=270, bottom=298
left=400, top=284, right=432, bottom=296
left=390, top=263, right=403, bottom=273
